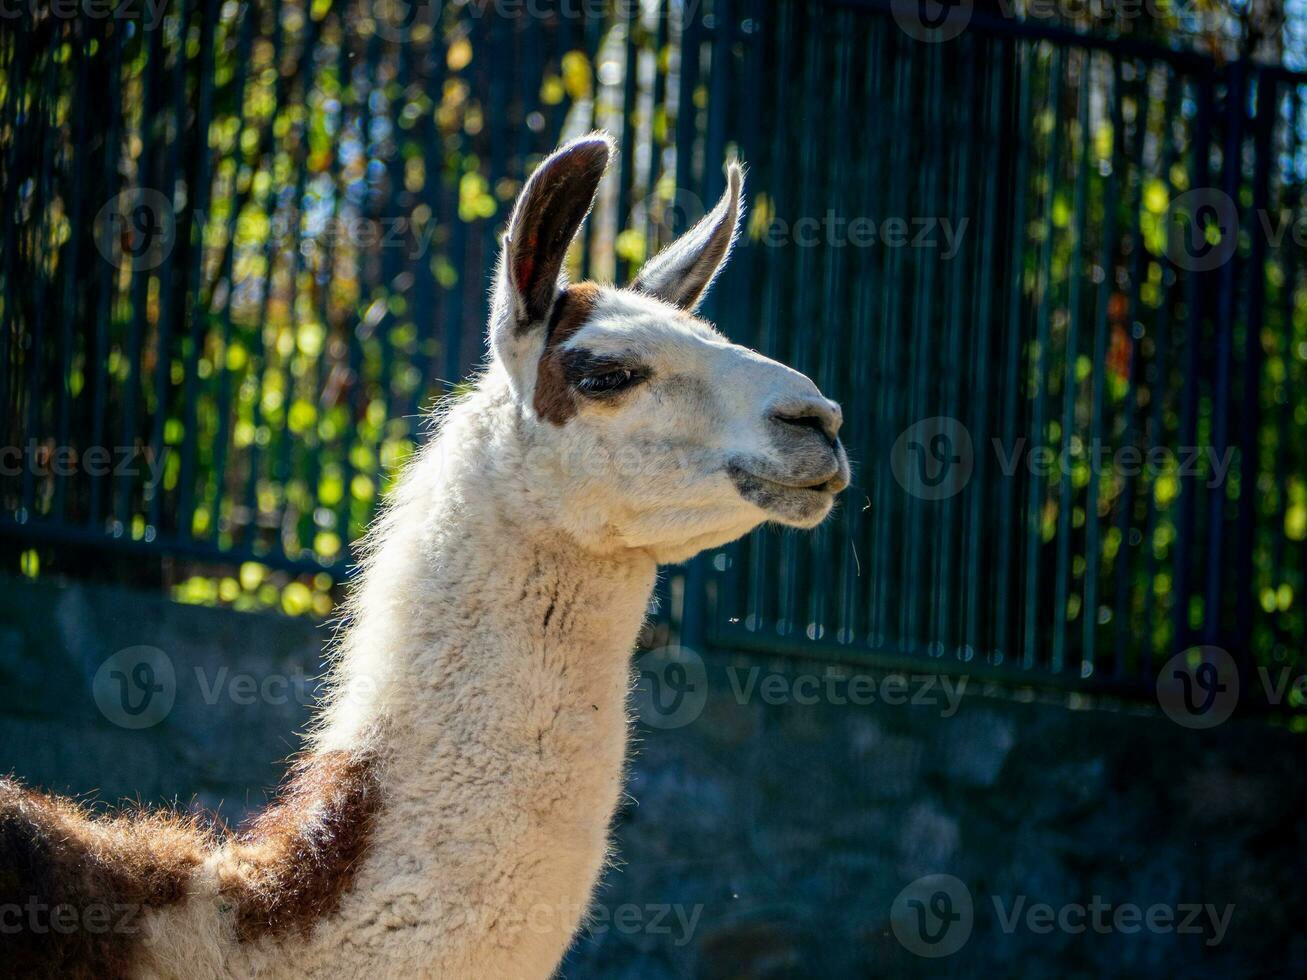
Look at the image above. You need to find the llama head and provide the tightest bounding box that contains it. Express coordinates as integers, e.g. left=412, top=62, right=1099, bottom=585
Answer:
left=485, top=133, right=849, bottom=564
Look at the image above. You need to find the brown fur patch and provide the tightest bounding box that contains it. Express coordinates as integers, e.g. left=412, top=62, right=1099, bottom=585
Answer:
left=0, top=777, right=209, bottom=980
left=0, top=746, right=383, bottom=974
left=217, top=747, right=383, bottom=943
left=533, top=282, right=602, bottom=425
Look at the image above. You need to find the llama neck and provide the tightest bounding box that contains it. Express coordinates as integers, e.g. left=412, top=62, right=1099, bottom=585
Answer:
left=296, top=417, right=659, bottom=972
left=312, top=443, right=658, bottom=758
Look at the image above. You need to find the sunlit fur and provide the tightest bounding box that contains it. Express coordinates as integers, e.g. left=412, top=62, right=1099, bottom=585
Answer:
left=1, top=134, right=848, bottom=979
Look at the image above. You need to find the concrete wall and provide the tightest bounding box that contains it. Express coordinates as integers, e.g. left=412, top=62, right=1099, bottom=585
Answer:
left=1, top=578, right=1301, bottom=977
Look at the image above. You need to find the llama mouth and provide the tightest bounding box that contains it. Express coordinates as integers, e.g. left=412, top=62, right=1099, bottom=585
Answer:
left=726, top=463, right=843, bottom=525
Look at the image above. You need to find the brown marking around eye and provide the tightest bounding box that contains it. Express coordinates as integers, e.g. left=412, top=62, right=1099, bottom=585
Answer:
left=533, top=282, right=602, bottom=425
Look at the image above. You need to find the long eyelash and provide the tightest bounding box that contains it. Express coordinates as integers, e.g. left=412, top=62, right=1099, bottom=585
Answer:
left=558, top=349, right=647, bottom=387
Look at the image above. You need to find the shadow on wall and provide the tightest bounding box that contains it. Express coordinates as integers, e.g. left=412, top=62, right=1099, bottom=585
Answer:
left=0, top=577, right=1302, bottom=978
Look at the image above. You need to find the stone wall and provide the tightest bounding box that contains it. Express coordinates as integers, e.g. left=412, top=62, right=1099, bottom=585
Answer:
left=1, top=578, right=1301, bottom=977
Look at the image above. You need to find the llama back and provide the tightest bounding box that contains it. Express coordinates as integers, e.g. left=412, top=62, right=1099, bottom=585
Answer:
left=0, top=776, right=209, bottom=980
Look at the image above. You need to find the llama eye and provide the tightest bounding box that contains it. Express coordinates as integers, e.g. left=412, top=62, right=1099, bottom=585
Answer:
left=576, top=368, right=639, bottom=396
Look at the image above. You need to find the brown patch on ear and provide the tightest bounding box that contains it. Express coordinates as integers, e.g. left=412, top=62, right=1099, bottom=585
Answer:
left=0, top=776, right=209, bottom=980
left=217, top=746, right=382, bottom=942
left=533, top=282, right=602, bottom=425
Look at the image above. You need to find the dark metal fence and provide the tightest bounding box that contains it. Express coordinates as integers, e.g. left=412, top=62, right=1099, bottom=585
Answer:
left=2, top=0, right=1305, bottom=705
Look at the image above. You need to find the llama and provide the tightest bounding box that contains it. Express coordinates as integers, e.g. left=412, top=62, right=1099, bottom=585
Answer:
left=0, top=133, right=849, bottom=979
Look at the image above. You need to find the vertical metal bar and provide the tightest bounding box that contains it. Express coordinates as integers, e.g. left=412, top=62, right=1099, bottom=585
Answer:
left=54, top=22, right=89, bottom=522
left=441, top=15, right=468, bottom=396
left=146, top=2, right=194, bottom=532
left=834, top=9, right=871, bottom=646
left=1231, top=70, right=1274, bottom=670
left=869, top=38, right=911, bottom=650
left=115, top=21, right=166, bottom=531
left=1270, top=86, right=1301, bottom=677
left=1139, top=68, right=1182, bottom=675
left=0, top=21, right=28, bottom=453
left=778, top=2, right=820, bottom=639
left=810, top=6, right=852, bottom=644
left=1052, top=50, right=1092, bottom=676
left=716, top=0, right=765, bottom=640
left=1109, top=60, right=1155, bottom=678
left=240, top=0, right=285, bottom=549
left=672, top=0, right=701, bottom=235
left=745, top=0, right=793, bottom=636
left=1172, top=74, right=1214, bottom=651
left=615, top=0, right=640, bottom=285
left=683, top=0, right=734, bottom=649
left=995, top=41, right=1032, bottom=666
left=962, top=44, right=1004, bottom=661
left=1202, top=61, right=1245, bottom=646
left=1082, top=56, right=1124, bottom=673
left=1022, top=47, right=1062, bottom=671
left=89, top=22, right=124, bottom=529
left=932, top=32, right=975, bottom=662
left=208, top=0, right=257, bottom=545
left=21, top=45, right=58, bottom=519
left=646, top=0, right=671, bottom=253
left=176, top=0, right=219, bottom=541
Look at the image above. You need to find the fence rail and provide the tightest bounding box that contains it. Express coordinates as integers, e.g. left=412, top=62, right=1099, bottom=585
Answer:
left=2, top=0, right=1305, bottom=706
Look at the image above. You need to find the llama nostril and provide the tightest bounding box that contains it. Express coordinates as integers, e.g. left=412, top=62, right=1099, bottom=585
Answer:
left=772, top=406, right=840, bottom=445
left=774, top=413, right=826, bottom=436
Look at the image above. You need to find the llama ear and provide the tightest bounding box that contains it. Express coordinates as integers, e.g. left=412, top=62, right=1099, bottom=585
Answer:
left=631, top=161, right=744, bottom=312
left=498, top=133, right=613, bottom=332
